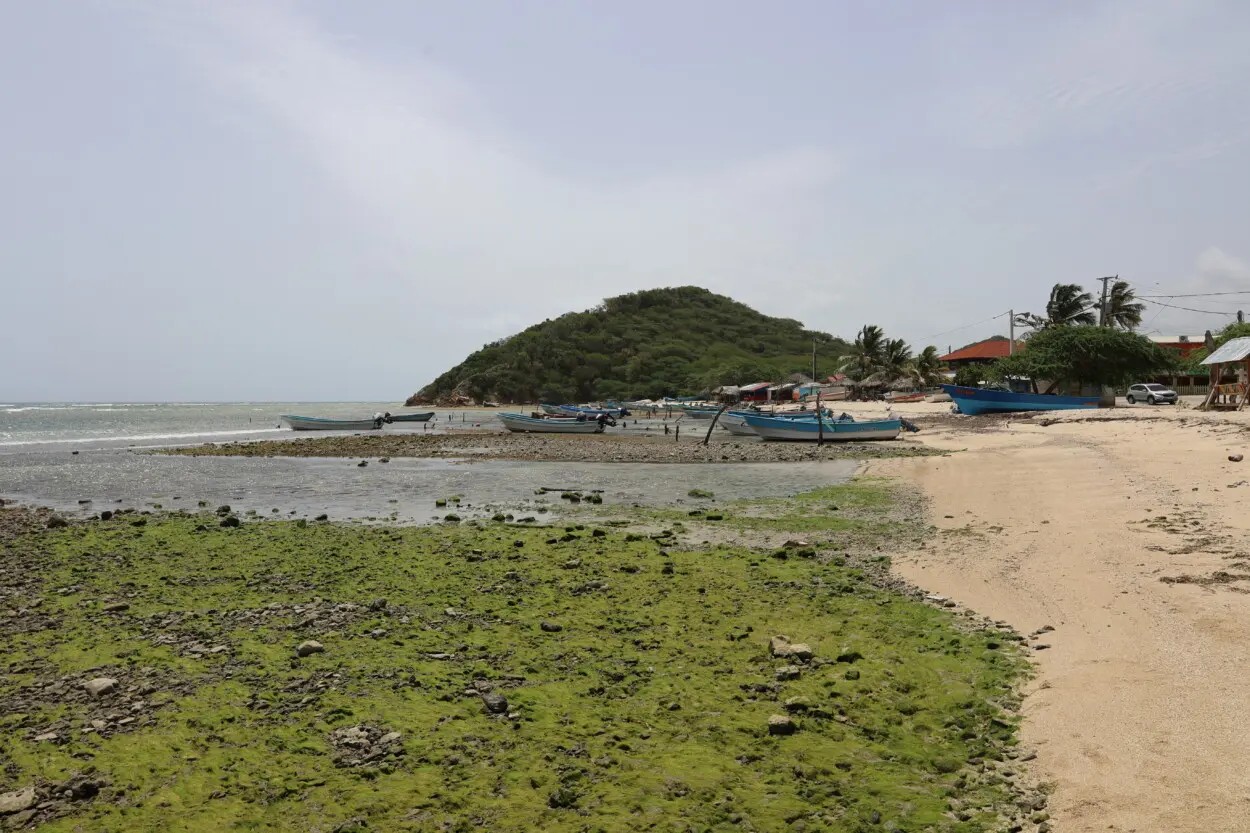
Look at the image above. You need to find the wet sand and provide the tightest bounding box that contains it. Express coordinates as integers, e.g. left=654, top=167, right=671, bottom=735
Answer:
left=873, top=405, right=1250, bottom=833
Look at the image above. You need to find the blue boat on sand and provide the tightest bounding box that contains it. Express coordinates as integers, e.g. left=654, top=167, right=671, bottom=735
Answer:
left=940, top=385, right=1099, bottom=416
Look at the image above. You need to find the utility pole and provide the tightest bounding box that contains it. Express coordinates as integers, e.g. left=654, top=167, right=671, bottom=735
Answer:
left=811, top=336, right=817, bottom=384
left=1008, top=309, right=1015, bottom=354
left=1239, top=310, right=1245, bottom=324
left=1098, top=275, right=1117, bottom=326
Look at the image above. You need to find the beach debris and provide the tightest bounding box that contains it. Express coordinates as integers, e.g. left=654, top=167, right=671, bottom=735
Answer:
left=1229, top=454, right=1243, bottom=463
left=767, top=714, right=797, bottom=735
left=296, top=640, right=325, bottom=658
left=0, top=787, right=37, bottom=815
left=769, top=635, right=814, bottom=660
left=83, top=677, right=118, bottom=697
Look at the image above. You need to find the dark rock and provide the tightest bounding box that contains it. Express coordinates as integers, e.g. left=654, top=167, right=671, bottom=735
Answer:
left=102, top=602, right=130, bottom=613
left=767, top=714, right=797, bottom=735
left=482, top=692, right=509, bottom=714
left=216, top=505, right=231, bottom=515
left=219, top=516, right=240, bottom=528
left=368, top=598, right=388, bottom=611
left=315, top=514, right=329, bottom=521
left=836, top=650, right=863, bottom=663
left=99, top=510, right=113, bottom=521
left=296, top=640, right=325, bottom=658
left=540, top=621, right=563, bottom=633
left=1230, top=454, right=1244, bottom=463
left=775, top=665, right=801, bottom=681
left=46, top=515, right=69, bottom=529
left=131, top=518, right=147, bottom=527
left=357, top=460, right=367, bottom=467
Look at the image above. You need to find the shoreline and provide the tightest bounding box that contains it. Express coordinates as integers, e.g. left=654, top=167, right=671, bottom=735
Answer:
left=872, top=405, right=1250, bottom=833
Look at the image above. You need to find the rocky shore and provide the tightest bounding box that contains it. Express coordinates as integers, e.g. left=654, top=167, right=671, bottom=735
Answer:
left=0, top=481, right=1039, bottom=832
left=158, top=431, right=938, bottom=463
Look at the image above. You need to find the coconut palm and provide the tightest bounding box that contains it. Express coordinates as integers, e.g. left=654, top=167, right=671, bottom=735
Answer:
left=1104, top=280, right=1144, bottom=329
left=839, top=325, right=887, bottom=380
left=1014, top=283, right=1096, bottom=331
left=911, top=345, right=944, bottom=388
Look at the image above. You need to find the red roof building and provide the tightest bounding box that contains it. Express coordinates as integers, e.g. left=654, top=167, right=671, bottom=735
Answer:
left=939, top=338, right=1020, bottom=366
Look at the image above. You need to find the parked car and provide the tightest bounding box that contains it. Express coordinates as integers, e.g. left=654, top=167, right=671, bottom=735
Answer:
left=1126, top=383, right=1178, bottom=405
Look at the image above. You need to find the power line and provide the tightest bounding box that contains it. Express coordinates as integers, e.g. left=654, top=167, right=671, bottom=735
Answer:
left=1139, top=290, right=1250, bottom=299
left=921, top=310, right=1011, bottom=341
left=1140, top=298, right=1237, bottom=315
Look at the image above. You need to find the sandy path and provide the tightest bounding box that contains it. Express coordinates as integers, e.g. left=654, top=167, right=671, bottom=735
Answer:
left=871, top=413, right=1250, bottom=832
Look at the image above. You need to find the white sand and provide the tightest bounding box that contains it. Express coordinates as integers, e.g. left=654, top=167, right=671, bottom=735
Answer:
left=869, top=405, right=1250, bottom=832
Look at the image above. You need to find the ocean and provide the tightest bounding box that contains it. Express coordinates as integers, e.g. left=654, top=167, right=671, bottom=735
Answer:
left=0, top=402, right=854, bottom=523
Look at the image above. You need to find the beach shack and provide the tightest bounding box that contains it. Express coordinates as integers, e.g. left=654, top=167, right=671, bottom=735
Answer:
left=738, top=382, right=772, bottom=403
left=1200, top=337, right=1250, bottom=410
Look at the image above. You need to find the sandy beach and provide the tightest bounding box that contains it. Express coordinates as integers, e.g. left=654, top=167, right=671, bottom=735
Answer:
left=872, top=404, right=1250, bottom=832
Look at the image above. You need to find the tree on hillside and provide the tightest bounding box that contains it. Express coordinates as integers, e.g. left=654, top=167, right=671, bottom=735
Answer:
left=874, top=338, right=914, bottom=385
left=1014, top=283, right=1097, bottom=331
left=1103, top=280, right=1145, bottom=329
left=1176, top=322, right=1250, bottom=373
left=989, top=326, right=1174, bottom=393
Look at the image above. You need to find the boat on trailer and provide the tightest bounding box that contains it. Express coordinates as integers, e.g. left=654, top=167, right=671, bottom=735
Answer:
left=940, top=385, right=1099, bottom=416
left=497, top=413, right=605, bottom=434
left=742, top=413, right=902, bottom=442
left=387, top=411, right=435, bottom=423
left=281, top=415, right=384, bottom=431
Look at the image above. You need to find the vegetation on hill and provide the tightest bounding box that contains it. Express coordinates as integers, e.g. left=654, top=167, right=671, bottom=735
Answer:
left=1177, top=322, right=1250, bottom=373
left=408, top=287, right=849, bottom=404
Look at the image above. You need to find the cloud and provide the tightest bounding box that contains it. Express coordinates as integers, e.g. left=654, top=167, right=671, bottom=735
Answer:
left=134, top=2, right=843, bottom=334
left=936, top=0, right=1250, bottom=152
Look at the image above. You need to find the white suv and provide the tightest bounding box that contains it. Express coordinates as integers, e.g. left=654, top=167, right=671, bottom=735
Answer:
left=1126, top=383, right=1178, bottom=405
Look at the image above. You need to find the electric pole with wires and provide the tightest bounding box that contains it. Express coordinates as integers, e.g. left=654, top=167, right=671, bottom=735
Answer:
left=1098, top=275, right=1117, bottom=326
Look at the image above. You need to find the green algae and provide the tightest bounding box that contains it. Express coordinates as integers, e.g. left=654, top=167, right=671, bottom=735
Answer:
left=1, top=484, right=1026, bottom=832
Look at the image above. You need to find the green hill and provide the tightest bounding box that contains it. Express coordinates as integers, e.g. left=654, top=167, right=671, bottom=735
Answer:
left=407, top=286, right=849, bottom=404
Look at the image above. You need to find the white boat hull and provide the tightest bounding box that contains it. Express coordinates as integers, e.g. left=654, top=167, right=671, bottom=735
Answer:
left=281, top=415, right=382, bottom=431
left=718, top=413, right=761, bottom=436
left=497, top=413, right=604, bottom=434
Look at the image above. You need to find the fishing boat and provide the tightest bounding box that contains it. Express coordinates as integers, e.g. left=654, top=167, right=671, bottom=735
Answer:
left=540, top=404, right=566, bottom=415
left=886, top=392, right=927, bottom=404
left=387, top=411, right=434, bottom=423
left=281, top=415, right=384, bottom=431
left=940, top=385, right=1099, bottom=416
left=718, top=412, right=762, bottom=436
left=679, top=406, right=721, bottom=419
left=559, top=405, right=626, bottom=419
left=742, top=413, right=902, bottom=442
left=497, top=413, right=606, bottom=434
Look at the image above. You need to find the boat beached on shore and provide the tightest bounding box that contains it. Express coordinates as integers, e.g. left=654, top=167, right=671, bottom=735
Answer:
left=742, top=413, right=902, bottom=442
left=940, top=384, right=1100, bottom=416
left=497, top=413, right=608, bottom=433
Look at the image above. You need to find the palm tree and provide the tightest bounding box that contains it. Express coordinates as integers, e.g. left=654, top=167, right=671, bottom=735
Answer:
left=1014, top=283, right=1096, bottom=331
left=1104, top=280, right=1144, bottom=329
left=861, top=338, right=914, bottom=388
left=911, top=345, right=944, bottom=388
left=839, top=325, right=886, bottom=380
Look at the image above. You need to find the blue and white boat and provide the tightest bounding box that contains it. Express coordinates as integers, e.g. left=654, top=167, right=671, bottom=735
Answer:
left=940, top=385, right=1099, bottom=416
left=742, top=413, right=901, bottom=442
left=281, top=414, right=385, bottom=431
left=498, top=413, right=606, bottom=434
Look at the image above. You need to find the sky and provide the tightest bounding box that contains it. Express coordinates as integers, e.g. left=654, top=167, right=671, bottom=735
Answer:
left=3, top=0, right=1250, bottom=401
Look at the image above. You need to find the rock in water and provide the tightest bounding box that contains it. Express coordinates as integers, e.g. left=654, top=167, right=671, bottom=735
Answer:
left=767, top=714, right=797, bottom=735
left=83, top=677, right=118, bottom=696
left=296, top=640, right=325, bottom=658
left=0, top=787, right=36, bottom=815
left=481, top=692, right=509, bottom=714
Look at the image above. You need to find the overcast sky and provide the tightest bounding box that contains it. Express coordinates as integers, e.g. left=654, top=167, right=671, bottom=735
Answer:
left=4, top=1, right=1250, bottom=401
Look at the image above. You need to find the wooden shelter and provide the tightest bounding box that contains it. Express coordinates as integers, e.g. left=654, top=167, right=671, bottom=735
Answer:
left=1200, top=337, right=1250, bottom=410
